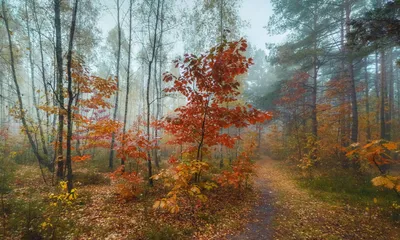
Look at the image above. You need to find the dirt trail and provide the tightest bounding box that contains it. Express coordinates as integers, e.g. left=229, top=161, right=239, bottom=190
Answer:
left=228, top=157, right=275, bottom=240
left=230, top=156, right=400, bottom=240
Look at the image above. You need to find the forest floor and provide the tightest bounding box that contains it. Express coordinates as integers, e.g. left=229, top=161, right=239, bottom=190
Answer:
left=4, top=162, right=257, bottom=240
left=232, top=156, right=400, bottom=240
left=4, top=156, right=400, bottom=239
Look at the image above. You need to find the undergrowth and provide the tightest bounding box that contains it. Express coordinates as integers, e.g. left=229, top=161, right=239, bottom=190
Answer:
left=295, top=167, right=400, bottom=221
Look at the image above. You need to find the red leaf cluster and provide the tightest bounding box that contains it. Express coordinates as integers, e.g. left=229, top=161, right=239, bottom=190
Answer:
left=162, top=38, right=272, bottom=151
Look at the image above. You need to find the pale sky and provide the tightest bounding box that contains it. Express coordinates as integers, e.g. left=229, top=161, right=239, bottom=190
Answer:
left=239, top=0, right=286, bottom=49
left=97, top=0, right=286, bottom=54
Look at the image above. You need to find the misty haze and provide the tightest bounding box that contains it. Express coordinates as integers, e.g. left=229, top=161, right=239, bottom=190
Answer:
left=0, top=0, right=399, bottom=239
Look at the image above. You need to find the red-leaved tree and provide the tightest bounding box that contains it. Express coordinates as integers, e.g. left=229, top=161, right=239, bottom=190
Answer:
left=153, top=38, right=272, bottom=213
left=162, top=38, right=271, bottom=165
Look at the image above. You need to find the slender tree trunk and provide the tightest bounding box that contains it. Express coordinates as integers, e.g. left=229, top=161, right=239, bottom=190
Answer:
left=311, top=13, right=318, bottom=138
left=375, top=52, right=380, bottom=126
left=109, top=0, right=122, bottom=169
left=380, top=50, right=386, bottom=139
left=153, top=42, right=160, bottom=169
left=219, top=129, right=223, bottom=168
left=387, top=48, right=394, bottom=140
left=339, top=5, right=347, bottom=147
left=154, top=0, right=165, bottom=169
left=0, top=72, right=3, bottom=125
left=396, top=66, right=400, bottom=140
left=146, top=0, right=162, bottom=186
left=55, top=0, right=65, bottom=179
left=365, top=58, right=371, bottom=141
left=26, top=0, right=49, bottom=158
left=74, top=89, right=82, bottom=157
left=311, top=62, right=318, bottom=137
left=122, top=0, right=134, bottom=166
left=2, top=0, right=49, bottom=174
left=32, top=0, right=50, bottom=145
left=195, top=97, right=210, bottom=182
left=220, top=0, right=223, bottom=41
left=51, top=48, right=58, bottom=182
left=196, top=98, right=209, bottom=162
left=348, top=61, right=358, bottom=143
left=345, top=0, right=358, bottom=143
left=66, top=0, right=79, bottom=192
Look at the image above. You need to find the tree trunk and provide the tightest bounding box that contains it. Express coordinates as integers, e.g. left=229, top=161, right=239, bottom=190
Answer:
left=109, top=0, right=122, bottom=169
left=380, top=50, right=386, bottom=139
left=25, top=0, right=49, bottom=157
left=146, top=0, right=162, bottom=186
left=339, top=5, right=347, bottom=147
left=153, top=41, right=160, bottom=169
left=345, top=0, right=358, bottom=143
left=387, top=48, right=394, bottom=140
left=375, top=52, right=380, bottom=125
left=32, top=0, right=50, bottom=146
left=365, top=58, right=371, bottom=141
left=66, top=0, right=79, bottom=192
left=54, top=0, right=65, bottom=179
left=396, top=66, right=400, bottom=140
left=2, top=0, right=49, bottom=173
left=311, top=12, right=318, bottom=138
left=0, top=72, right=3, bottom=125
left=122, top=0, right=134, bottom=166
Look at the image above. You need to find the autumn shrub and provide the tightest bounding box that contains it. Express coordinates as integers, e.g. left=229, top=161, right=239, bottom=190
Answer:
left=7, top=196, right=47, bottom=240
left=74, top=170, right=111, bottom=186
left=152, top=160, right=217, bottom=213
left=40, top=181, right=78, bottom=239
left=215, top=149, right=256, bottom=191
left=110, top=165, right=144, bottom=201
left=297, top=164, right=400, bottom=223
left=298, top=134, right=321, bottom=178
left=346, top=140, right=400, bottom=198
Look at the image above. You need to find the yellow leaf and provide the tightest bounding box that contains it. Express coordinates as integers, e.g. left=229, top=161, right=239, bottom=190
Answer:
left=190, top=186, right=201, bottom=194
left=373, top=198, right=377, bottom=204
left=59, top=181, right=67, bottom=190
left=41, top=222, right=47, bottom=229
left=153, top=200, right=161, bottom=209
left=170, top=205, right=179, bottom=214
left=372, top=176, right=395, bottom=189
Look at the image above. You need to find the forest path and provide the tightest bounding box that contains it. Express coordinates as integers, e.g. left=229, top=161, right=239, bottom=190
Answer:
left=229, top=156, right=400, bottom=240
left=228, top=156, right=276, bottom=240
